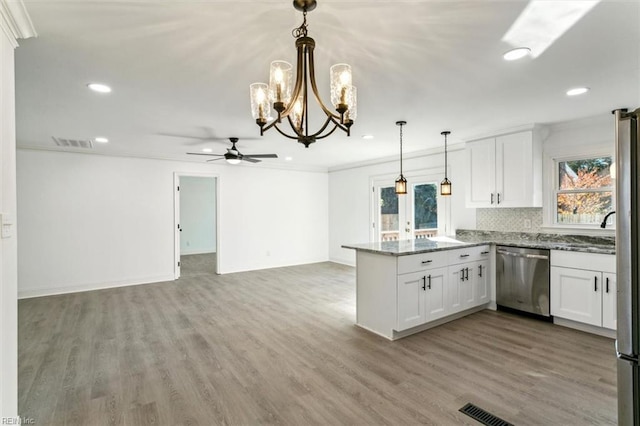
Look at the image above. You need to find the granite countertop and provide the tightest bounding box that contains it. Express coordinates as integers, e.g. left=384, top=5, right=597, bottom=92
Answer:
left=341, top=238, right=487, bottom=256
left=342, top=231, right=616, bottom=256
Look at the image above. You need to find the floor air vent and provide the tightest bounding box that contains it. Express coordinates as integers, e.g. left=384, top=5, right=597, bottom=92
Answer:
left=459, top=403, right=513, bottom=426
left=52, top=137, right=93, bottom=149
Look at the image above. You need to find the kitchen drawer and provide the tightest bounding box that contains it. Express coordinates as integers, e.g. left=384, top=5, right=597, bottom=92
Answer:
left=397, top=251, right=448, bottom=275
left=448, top=245, right=491, bottom=265
left=551, top=250, right=615, bottom=273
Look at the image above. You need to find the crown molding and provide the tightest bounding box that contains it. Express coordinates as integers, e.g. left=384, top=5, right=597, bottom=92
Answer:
left=16, top=145, right=329, bottom=174
left=328, top=142, right=465, bottom=173
left=0, top=0, right=36, bottom=47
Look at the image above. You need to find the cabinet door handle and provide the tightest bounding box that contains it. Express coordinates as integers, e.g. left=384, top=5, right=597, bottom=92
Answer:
left=490, top=193, right=494, bottom=204
left=465, top=268, right=469, bottom=281
left=421, top=260, right=433, bottom=265
left=459, top=254, right=470, bottom=258
left=606, top=277, right=609, bottom=293
left=497, top=193, right=501, bottom=204
left=422, top=276, right=426, bottom=291
left=460, top=269, right=464, bottom=281
left=594, top=276, right=598, bottom=292
left=427, top=274, right=432, bottom=290
left=478, top=265, right=483, bottom=277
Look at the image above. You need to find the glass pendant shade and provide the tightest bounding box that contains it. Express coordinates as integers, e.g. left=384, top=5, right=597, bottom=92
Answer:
left=269, top=61, right=292, bottom=104
left=250, top=83, right=271, bottom=121
left=330, top=63, right=353, bottom=108
left=440, top=178, right=452, bottom=196
left=345, top=86, right=357, bottom=121
left=291, top=96, right=304, bottom=130
left=395, top=175, right=407, bottom=194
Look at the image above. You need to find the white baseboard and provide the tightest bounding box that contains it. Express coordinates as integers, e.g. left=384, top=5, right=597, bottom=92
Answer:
left=553, top=317, right=617, bottom=339
left=329, top=257, right=355, bottom=267
left=217, top=258, right=330, bottom=275
left=18, top=274, right=175, bottom=299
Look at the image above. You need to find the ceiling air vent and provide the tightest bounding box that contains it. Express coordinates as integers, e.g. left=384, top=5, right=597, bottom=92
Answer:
left=51, top=137, right=94, bottom=149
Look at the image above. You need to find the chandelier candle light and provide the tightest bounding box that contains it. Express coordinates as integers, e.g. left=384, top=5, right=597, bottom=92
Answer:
left=395, top=121, right=407, bottom=195
left=249, top=0, right=357, bottom=147
left=440, top=131, right=452, bottom=196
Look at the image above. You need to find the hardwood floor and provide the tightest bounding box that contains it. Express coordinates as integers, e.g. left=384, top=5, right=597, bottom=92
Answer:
left=18, top=262, right=617, bottom=425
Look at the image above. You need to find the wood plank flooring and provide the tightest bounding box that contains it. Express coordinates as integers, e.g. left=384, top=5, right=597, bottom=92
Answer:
left=18, top=261, right=617, bottom=425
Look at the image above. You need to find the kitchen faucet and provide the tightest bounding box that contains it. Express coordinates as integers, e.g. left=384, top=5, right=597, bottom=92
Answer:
left=600, top=211, right=616, bottom=228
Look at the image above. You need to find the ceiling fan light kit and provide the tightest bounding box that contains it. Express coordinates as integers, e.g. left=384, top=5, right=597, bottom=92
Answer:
left=440, top=131, right=452, bottom=196
left=249, top=0, right=357, bottom=148
left=395, top=121, right=407, bottom=195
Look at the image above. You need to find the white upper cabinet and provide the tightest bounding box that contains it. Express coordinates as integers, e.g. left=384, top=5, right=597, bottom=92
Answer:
left=465, top=129, right=542, bottom=208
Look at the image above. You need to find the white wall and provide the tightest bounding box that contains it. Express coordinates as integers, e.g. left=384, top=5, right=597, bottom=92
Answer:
left=17, top=150, right=329, bottom=297
left=0, top=19, right=18, bottom=420
left=179, top=176, right=216, bottom=255
left=328, top=147, right=476, bottom=265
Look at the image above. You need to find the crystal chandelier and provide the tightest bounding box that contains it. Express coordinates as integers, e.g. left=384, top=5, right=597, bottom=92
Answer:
left=249, top=0, right=357, bottom=148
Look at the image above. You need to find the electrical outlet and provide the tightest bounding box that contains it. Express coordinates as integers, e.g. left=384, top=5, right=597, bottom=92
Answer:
left=523, top=219, right=532, bottom=229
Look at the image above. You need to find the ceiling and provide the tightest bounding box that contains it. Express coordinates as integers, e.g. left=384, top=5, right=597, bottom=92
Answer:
left=14, top=0, right=640, bottom=170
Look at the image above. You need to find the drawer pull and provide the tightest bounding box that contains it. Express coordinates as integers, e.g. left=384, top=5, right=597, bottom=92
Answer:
left=481, top=251, right=490, bottom=255
left=421, top=260, right=433, bottom=265
left=459, top=254, right=470, bottom=258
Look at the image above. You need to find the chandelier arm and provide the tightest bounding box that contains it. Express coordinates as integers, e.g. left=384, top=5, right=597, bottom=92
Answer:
left=313, top=122, right=340, bottom=140
left=273, top=122, right=303, bottom=140
left=307, top=43, right=341, bottom=119
left=280, top=40, right=306, bottom=118
left=286, top=114, right=311, bottom=140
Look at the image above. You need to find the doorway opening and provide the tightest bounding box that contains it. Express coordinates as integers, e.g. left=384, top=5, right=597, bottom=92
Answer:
left=174, top=173, right=220, bottom=278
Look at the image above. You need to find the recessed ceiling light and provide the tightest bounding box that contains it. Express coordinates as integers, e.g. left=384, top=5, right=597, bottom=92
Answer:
left=285, top=156, right=293, bottom=161
left=93, top=137, right=109, bottom=143
left=503, top=47, right=531, bottom=61
left=87, top=83, right=112, bottom=93
left=202, top=148, right=213, bottom=153
left=362, top=135, right=374, bottom=140
left=566, top=87, right=589, bottom=96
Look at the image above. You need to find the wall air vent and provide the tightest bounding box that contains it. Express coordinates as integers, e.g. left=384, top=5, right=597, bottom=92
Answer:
left=51, top=137, right=94, bottom=149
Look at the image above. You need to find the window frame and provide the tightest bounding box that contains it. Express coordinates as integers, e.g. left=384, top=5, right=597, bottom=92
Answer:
left=543, top=145, right=615, bottom=232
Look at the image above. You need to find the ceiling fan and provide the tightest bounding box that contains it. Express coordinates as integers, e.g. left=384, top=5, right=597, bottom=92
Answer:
left=187, top=138, right=278, bottom=164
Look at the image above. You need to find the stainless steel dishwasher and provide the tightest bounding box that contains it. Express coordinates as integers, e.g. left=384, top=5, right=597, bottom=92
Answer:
left=496, top=246, right=550, bottom=317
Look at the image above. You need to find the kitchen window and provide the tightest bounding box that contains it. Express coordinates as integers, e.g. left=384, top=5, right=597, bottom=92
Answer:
left=554, top=156, right=614, bottom=226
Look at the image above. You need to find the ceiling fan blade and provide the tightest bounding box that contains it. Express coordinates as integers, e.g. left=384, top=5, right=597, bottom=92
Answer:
left=242, top=157, right=261, bottom=163
left=187, top=152, right=224, bottom=156
left=206, top=158, right=225, bottom=162
left=242, top=154, right=278, bottom=158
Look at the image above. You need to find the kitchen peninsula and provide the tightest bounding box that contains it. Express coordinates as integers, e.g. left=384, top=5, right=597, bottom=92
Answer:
left=343, top=230, right=616, bottom=340
left=342, top=239, right=492, bottom=340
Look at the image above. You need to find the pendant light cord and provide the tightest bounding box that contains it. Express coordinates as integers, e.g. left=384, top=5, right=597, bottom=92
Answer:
left=444, top=132, right=447, bottom=179
left=399, top=123, right=404, bottom=175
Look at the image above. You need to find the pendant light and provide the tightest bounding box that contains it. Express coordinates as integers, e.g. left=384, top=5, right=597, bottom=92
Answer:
left=395, top=121, right=407, bottom=194
left=440, top=131, right=452, bottom=196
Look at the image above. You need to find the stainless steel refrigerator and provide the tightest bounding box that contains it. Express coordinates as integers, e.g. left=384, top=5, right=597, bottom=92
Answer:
left=615, top=107, right=640, bottom=426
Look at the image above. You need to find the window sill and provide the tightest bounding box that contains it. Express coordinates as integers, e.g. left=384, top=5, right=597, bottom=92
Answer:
left=539, top=225, right=615, bottom=237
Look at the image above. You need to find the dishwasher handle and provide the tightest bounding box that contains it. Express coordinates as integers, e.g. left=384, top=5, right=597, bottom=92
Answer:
left=496, top=249, right=549, bottom=260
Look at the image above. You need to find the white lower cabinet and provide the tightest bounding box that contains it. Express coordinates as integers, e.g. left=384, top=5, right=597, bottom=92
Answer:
left=396, top=245, right=491, bottom=333
left=550, top=251, right=616, bottom=330
left=397, top=267, right=448, bottom=331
